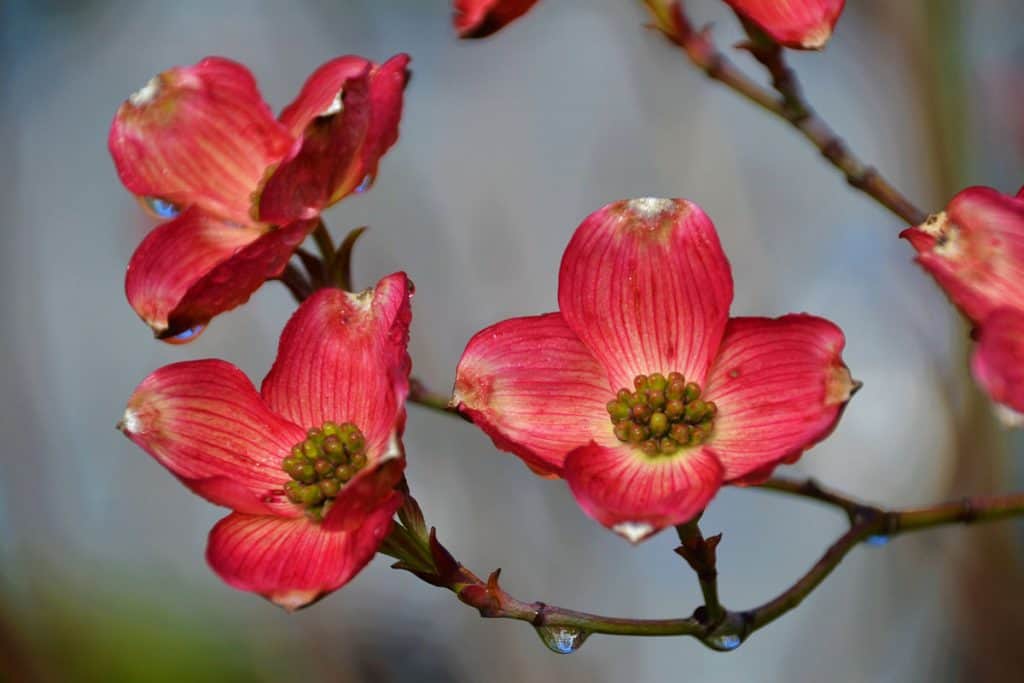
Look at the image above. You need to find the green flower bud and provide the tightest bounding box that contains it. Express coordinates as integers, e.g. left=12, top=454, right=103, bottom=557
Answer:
left=351, top=453, right=368, bottom=469
left=640, top=439, right=659, bottom=455
left=668, top=372, right=684, bottom=385
left=607, top=400, right=631, bottom=421
left=319, top=479, right=341, bottom=498
left=294, top=461, right=317, bottom=484
left=689, top=427, right=707, bottom=446
left=335, top=465, right=354, bottom=481
left=300, top=484, right=324, bottom=506
left=628, top=424, right=648, bottom=443
left=314, top=458, right=334, bottom=477
left=685, top=400, right=707, bottom=424
left=647, top=389, right=667, bottom=410
left=660, top=437, right=680, bottom=455
left=665, top=399, right=685, bottom=419
left=684, top=382, right=702, bottom=402
left=284, top=480, right=304, bottom=503
left=322, top=421, right=340, bottom=436
left=633, top=374, right=648, bottom=391
left=632, top=403, right=653, bottom=423
left=614, top=421, right=631, bottom=442
left=648, top=373, right=667, bottom=391
left=670, top=423, right=690, bottom=445
left=649, top=412, right=669, bottom=436
left=302, top=440, right=320, bottom=460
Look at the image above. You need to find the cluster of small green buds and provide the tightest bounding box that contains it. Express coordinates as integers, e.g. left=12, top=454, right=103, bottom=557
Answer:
left=607, top=372, right=716, bottom=456
left=281, top=421, right=368, bottom=518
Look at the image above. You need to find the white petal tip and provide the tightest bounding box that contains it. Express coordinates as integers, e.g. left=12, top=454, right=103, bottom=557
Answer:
left=994, top=404, right=1024, bottom=428
left=119, top=408, right=141, bottom=434
left=129, top=76, right=161, bottom=107
left=624, top=197, right=675, bottom=219
left=613, top=521, right=655, bottom=544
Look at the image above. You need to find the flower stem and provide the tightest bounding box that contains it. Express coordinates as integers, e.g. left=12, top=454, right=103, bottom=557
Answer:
left=646, top=4, right=927, bottom=225
left=390, top=477, right=1024, bottom=648
left=408, top=378, right=465, bottom=419
left=675, top=520, right=725, bottom=625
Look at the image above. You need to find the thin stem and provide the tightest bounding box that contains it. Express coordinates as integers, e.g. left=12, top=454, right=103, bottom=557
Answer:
left=408, top=378, right=466, bottom=420
left=312, top=220, right=336, bottom=270
left=646, top=4, right=927, bottom=225
left=274, top=263, right=313, bottom=303
left=675, top=520, right=724, bottom=625
left=391, top=478, right=1024, bottom=647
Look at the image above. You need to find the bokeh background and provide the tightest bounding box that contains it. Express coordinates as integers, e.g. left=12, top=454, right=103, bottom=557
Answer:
left=2, top=0, right=1023, bottom=680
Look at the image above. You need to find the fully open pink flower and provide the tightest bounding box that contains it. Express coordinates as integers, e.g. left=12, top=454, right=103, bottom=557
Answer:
left=452, top=0, right=540, bottom=38
left=453, top=198, right=856, bottom=542
left=903, top=186, right=1024, bottom=418
left=119, top=274, right=412, bottom=609
left=724, top=0, right=845, bottom=50
left=109, top=54, right=410, bottom=339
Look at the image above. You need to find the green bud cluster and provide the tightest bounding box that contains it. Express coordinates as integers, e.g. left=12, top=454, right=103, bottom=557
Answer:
left=281, top=421, right=368, bottom=516
left=607, top=372, right=716, bottom=456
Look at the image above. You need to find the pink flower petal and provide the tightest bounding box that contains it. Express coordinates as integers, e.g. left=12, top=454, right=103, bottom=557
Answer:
left=724, top=0, right=846, bottom=50
left=206, top=492, right=401, bottom=611
left=564, top=441, right=723, bottom=542
left=558, top=198, right=733, bottom=390
left=453, top=0, right=541, bottom=38
left=125, top=208, right=317, bottom=338
left=261, top=274, right=413, bottom=457
left=109, top=57, right=295, bottom=225
left=972, top=307, right=1024, bottom=414
left=259, top=55, right=410, bottom=224
left=277, top=56, right=374, bottom=139
left=704, top=315, right=855, bottom=482
left=120, top=359, right=306, bottom=516
left=901, top=186, right=1024, bottom=325
left=325, top=455, right=406, bottom=532
left=453, top=312, right=612, bottom=477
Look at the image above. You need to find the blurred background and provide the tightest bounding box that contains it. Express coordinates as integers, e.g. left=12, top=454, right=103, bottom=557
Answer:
left=1, top=0, right=1022, bottom=680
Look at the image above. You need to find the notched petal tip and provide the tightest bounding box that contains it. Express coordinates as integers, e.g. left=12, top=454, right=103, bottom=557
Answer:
left=826, top=365, right=859, bottom=405
left=612, top=521, right=656, bottom=544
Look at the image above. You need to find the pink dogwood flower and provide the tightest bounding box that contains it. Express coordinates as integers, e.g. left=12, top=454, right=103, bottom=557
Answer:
left=902, top=186, right=1024, bottom=418
left=724, top=0, right=845, bottom=50
left=119, top=274, right=412, bottom=609
left=452, top=0, right=540, bottom=38
left=109, top=54, right=410, bottom=339
left=453, top=198, right=857, bottom=542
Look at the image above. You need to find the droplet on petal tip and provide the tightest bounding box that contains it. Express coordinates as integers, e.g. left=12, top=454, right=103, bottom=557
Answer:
left=140, top=196, right=181, bottom=219
left=160, top=324, right=206, bottom=345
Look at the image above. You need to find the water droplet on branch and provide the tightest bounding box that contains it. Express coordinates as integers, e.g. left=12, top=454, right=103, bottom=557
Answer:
left=534, top=625, right=589, bottom=654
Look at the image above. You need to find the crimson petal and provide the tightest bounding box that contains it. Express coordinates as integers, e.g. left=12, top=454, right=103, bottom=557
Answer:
left=901, top=186, right=1024, bottom=325
left=125, top=207, right=317, bottom=338
left=206, top=492, right=401, bottom=611
left=704, top=315, right=856, bottom=483
left=109, top=57, right=294, bottom=224
left=972, top=308, right=1024, bottom=415
left=260, top=274, right=413, bottom=458
left=725, top=0, right=846, bottom=50
left=120, top=359, right=306, bottom=516
left=564, top=441, right=723, bottom=543
left=558, top=198, right=733, bottom=390
left=453, top=0, right=541, bottom=38
left=453, top=312, right=611, bottom=477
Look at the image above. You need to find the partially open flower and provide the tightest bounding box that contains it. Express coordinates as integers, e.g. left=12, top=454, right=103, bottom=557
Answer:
left=453, top=198, right=856, bottom=542
left=724, top=0, right=846, bottom=50
left=452, top=0, right=540, bottom=38
left=119, top=274, right=412, bottom=609
left=109, top=54, right=410, bottom=339
left=903, top=187, right=1024, bottom=421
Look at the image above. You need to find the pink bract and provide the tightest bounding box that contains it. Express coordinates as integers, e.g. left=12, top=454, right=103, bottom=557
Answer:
left=453, top=198, right=857, bottom=542
left=724, top=0, right=845, bottom=50
left=109, top=55, right=410, bottom=338
left=120, top=274, right=412, bottom=609
left=452, top=0, right=541, bottom=38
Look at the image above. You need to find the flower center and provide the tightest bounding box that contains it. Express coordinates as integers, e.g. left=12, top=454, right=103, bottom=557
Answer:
left=607, top=372, right=716, bottom=456
left=281, top=421, right=368, bottom=519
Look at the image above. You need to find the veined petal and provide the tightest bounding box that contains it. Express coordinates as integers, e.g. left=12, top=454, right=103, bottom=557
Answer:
left=109, top=57, right=294, bottom=225
left=259, top=55, right=410, bottom=224
left=278, top=56, right=375, bottom=138
left=901, top=187, right=1024, bottom=325
left=725, top=0, right=846, bottom=50
left=453, top=312, right=612, bottom=477
left=125, top=208, right=316, bottom=338
left=453, top=0, right=541, bottom=39
left=564, top=442, right=723, bottom=542
left=261, top=274, right=413, bottom=457
left=558, top=198, right=733, bottom=390
left=704, top=315, right=855, bottom=483
left=325, top=452, right=405, bottom=532
left=120, top=359, right=306, bottom=516
left=206, top=493, right=401, bottom=611
left=972, top=308, right=1024, bottom=415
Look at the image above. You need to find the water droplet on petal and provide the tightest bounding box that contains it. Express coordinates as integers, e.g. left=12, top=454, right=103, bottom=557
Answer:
left=162, top=324, right=206, bottom=345
left=865, top=535, right=889, bottom=547
left=354, top=174, right=374, bottom=194
left=142, top=196, right=180, bottom=219
left=534, top=626, right=589, bottom=654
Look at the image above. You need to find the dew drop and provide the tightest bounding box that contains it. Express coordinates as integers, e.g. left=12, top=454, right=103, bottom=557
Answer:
left=162, top=324, right=206, bottom=345
left=142, top=196, right=180, bottom=219
left=705, top=632, right=741, bottom=651
left=354, top=174, right=374, bottom=194
left=865, top=535, right=889, bottom=547
left=534, top=626, right=589, bottom=654
left=700, top=612, right=746, bottom=652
